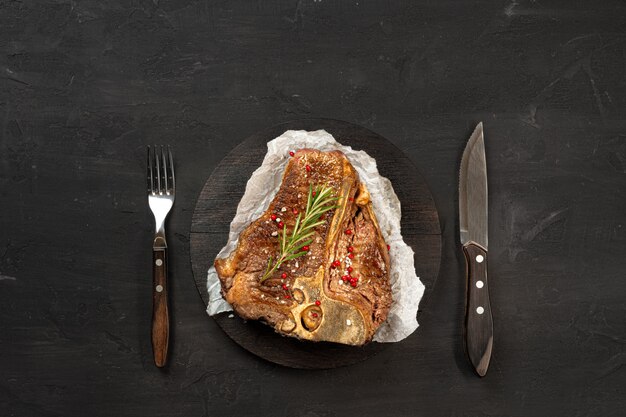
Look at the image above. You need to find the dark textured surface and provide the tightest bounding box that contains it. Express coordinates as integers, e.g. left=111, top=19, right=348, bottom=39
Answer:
left=189, top=119, right=442, bottom=368
left=1, top=1, right=625, bottom=416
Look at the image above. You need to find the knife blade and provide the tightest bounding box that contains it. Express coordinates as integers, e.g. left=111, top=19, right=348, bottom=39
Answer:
left=459, top=122, right=493, bottom=377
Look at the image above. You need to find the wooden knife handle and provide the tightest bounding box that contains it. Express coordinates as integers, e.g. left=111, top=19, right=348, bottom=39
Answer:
left=463, top=242, right=493, bottom=377
left=152, top=248, right=169, bottom=368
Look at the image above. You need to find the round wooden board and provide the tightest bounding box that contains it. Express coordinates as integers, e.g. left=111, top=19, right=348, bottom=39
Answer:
left=190, top=119, right=442, bottom=369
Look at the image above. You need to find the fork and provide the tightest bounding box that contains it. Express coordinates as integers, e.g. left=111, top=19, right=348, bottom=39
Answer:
left=147, top=145, right=175, bottom=368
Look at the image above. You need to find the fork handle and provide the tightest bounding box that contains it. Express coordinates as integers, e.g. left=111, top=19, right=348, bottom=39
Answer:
left=152, top=248, right=169, bottom=367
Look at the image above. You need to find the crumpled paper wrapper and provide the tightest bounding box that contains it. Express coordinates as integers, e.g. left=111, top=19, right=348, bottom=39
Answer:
left=206, top=130, right=425, bottom=343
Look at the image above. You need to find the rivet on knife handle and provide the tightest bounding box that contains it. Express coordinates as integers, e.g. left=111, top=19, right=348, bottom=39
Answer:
left=463, top=242, right=493, bottom=377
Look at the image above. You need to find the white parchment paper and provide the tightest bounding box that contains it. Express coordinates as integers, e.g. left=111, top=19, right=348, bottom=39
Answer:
left=206, top=130, right=425, bottom=343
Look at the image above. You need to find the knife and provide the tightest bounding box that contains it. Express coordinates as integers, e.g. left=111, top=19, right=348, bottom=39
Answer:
left=459, top=122, right=493, bottom=377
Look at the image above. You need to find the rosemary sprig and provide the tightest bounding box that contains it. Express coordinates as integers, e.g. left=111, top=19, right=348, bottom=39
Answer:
left=260, top=184, right=338, bottom=283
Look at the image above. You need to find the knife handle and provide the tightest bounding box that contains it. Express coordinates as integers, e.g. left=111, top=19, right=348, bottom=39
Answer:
left=463, top=242, right=493, bottom=377
left=152, top=248, right=169, bottom=368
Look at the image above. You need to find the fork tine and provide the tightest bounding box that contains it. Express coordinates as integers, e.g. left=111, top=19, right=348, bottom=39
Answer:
left=147, top=146, right=155, bottom=194
left=161, top=145, right=169, bottom=194
left=155, top=144, right=162, bottom=194
left=168, top=146, right=175, bottom=194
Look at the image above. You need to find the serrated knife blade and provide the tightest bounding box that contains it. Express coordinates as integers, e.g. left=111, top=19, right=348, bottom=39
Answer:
left=459, top=122, right=493, bottom=377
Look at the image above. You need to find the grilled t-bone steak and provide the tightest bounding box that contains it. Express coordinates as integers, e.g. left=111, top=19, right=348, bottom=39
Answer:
left=214, top=149, right=391, bottom=345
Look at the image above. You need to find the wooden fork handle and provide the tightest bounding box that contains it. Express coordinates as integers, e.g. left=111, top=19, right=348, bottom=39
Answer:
left=152, top=248, right=169, bottom=368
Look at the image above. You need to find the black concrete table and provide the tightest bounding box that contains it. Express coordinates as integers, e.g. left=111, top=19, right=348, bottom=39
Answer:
left=1, top=1, right=625, bottom=416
